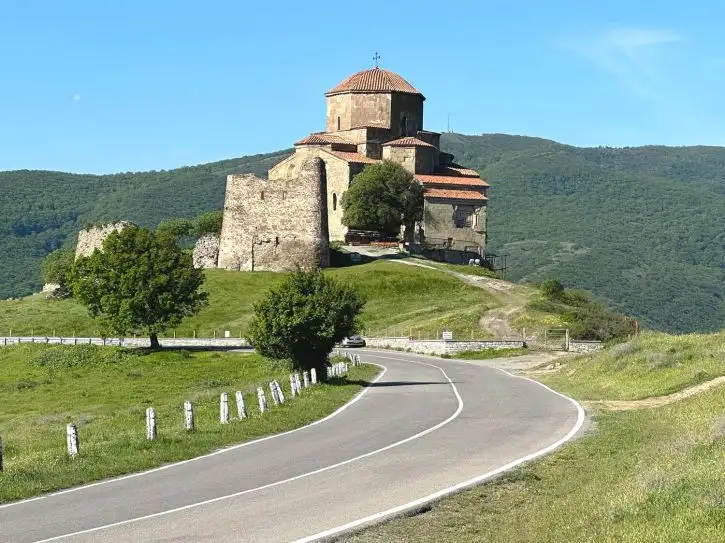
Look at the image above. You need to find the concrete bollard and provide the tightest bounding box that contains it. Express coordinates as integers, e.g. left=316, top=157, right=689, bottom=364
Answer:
left=235, top=391, right=247, bottom=419
left=220, top=392, right=230, bottom=424
left=257, top=387, right=267, bottom=413
left=294, top=373, right=301, bottom=394
left=184, top=401, right=195, bottom=431
left=303, top=371, right=310, bottom=388
left=146, top=407, right=157, bottom=440
left=269, top=382, right=279, bottom=406
left=289, top=374, right=297, bottom=398
left=66, top=424, right=79, bottom=457
left=275, top=381, right=285, bottom=404
left=311, top=368, right=317, bottom=385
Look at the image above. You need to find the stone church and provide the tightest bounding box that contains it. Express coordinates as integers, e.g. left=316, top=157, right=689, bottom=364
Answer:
left=217, top=67, right=490, bottom=272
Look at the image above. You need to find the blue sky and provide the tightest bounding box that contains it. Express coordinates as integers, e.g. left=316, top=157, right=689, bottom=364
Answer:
left=1, top=0, right=724, bottom=173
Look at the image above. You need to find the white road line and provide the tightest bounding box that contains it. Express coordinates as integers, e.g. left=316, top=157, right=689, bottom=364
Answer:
left=31, top=358, right=464, bottom=543
left=292, top=366, right=586, bottom=543
left=1, top=363, right=389, bottom=512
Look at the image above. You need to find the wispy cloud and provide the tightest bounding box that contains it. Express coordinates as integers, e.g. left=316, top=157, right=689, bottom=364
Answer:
left=72, top=93, right=81, bottom=102
left=566, top=27, right=681, bottom=102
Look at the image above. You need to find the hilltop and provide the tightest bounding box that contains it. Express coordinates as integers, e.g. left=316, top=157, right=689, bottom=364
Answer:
left=1, top=133, right=723, bottom=333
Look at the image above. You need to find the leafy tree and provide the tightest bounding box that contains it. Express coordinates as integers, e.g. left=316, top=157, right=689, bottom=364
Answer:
left=246, top=270, right=364, bottom=377
left=341, top=160, right=424, bottom=237
left=155, top=218, right=194, bottom=241
left=540, top=279, right=564, bottom=300
left=193, top=210, right=223, bottom=237
left=41, top=248, right=75, bottom=298
left=70, top=225, right=208, bottom=348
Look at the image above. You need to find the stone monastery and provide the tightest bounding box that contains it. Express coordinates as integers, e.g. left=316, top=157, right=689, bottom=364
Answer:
left=216, top=66, right=491, bottom=272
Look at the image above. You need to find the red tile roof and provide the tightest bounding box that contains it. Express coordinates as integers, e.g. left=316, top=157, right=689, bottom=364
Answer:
left=294, top=133, right=350, bottom=146
left=383, top=137, right=435, bottom=148
left=437, top=165, right=480, bottom=177
left=323, top=150, right=380, bottom=164
left=417, top=174, right=490, bottom=187
left=326, top=68, right=423, bottom=97
left=424, top=188, right=488, bottom=202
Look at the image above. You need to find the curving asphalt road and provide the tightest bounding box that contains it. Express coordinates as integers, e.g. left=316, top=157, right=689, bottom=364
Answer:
left=0, top=350, right=584, bottom=543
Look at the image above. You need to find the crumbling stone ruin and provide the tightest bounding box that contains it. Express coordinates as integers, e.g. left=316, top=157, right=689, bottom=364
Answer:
left=193, top=234, right=220, bottom=269
left=218, top=159, right=330, bottom=271
left=75, top=221, right=133, bottom=259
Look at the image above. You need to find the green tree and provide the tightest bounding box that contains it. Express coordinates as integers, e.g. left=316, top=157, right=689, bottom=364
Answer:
left=193, top=210, right=223, bottom=236
left=71, top=226, right=208, bottom=349
left=155, top=218, right=194, bottom=241
left=41, top=248, right=75, bottom=298
left=540, top=279, right=565, bottom=300
left=341, top=160, right=424, bottom=237
left=246, top=270, right=365, bottom=377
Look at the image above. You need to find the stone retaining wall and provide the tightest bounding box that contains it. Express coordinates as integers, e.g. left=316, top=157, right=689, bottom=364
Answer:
left=0, top=337, right=249, bottom=348
left=363, top=337, right=524, bottom=355
left=568, top=340, right=604, bottom=353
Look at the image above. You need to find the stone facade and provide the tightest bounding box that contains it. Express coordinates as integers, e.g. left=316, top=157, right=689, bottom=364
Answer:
left=362, top=336, right=525, bottom=356
left=193, top=234, right=220, bottom=269
left=217, top=159, right=330, bottom=271
left=75, top=221, right=133, bottom=259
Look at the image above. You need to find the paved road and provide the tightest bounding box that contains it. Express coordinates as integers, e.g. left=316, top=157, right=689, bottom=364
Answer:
left=0, top=350, right=583, bottom=543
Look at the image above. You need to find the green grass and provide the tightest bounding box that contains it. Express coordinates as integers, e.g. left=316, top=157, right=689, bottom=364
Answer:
left=537, top=331, right=725, bottom=400
left=344, top=330, right=725, bottom=542
left=451, top=347, right=528, bottom=360
left=0, top=344, right=378, bottom=503
left=0, top=261, right=497, bottom=339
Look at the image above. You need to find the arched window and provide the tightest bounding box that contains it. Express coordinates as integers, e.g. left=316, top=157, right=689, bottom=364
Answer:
left=332, top=193, right=338, bottom=211
left=337, top=116, right=341, bottom=130
left=260, top=191, right=264, bottom=200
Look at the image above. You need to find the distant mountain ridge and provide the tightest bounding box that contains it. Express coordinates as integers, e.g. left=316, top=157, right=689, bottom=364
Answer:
left=1, top=134, right=723, bottom=334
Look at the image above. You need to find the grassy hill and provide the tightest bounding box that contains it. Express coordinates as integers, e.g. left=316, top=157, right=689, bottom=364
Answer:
left=1, top=133, right=724, bottom=333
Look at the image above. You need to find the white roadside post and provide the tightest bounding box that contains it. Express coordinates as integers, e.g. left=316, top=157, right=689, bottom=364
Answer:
left=220, top=393, right=230, bottom=424
left=289, top=374, right=297, bottom=398
left=303, top=371, right=310, bottom=388
left=311, top=368, right=317, bottom=385
left=269, top=382, right=279, bottom=406
left=146, top=407, right=157, bottom=440
left=275, top=381, right=285, bottom=404
left=257, top=387, right=267, bottom=413
left=66, top=424, right=79, bottom=457
left=235, top=391, right=247, bottom=419
left=294, top=373, right=301, bottom=394
left=184, top=400, right=195, bottom=431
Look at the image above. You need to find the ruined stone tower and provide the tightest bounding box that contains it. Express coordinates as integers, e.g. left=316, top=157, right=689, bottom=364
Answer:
left=217, top=158, right=330, bottom=271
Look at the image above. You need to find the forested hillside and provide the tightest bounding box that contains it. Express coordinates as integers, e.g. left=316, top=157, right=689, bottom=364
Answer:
left=1, top=134, right=723, bottom=333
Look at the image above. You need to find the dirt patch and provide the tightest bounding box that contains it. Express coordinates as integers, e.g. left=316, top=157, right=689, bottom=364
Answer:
left=585, top=376, right=725, bottom=411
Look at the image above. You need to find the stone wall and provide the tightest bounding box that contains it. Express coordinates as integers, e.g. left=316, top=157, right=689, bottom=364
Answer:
left=568, top=340, right=604, bottom=353
left=423, top=200, right=486, bottom=251
left=217, top=158, right=330, bottom=272
left=193, top=234, right=220, bottom=269
left=75, top=221, right=133, bottom=259
left=0, top=336, right=248, bottom=348
left=363, top=336, right=525, bottom=356
left=383, top=146, right=416, bottom=173
left=391, top=93, right=424, bottom=137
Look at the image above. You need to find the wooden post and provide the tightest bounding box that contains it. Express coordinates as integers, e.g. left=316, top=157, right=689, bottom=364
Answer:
left=289, top=374, right=297, bottom=397
left=565, top=328, right=570, bottom=351
left=146, top=408, right=157, bottom=440
left=269, top=382, right=279, bottom=406
left=275, top=381, right=285, bottom=404
left=257, top=387, right=267, bottom=413
left=0, top=436, right=3, bottom=472
left=220, top=393, right=230, bottom=424
left=235, top=391, right=247, bottom=419
left=66, top=424, right=79, bottom=457
left=303, top=371, right=310, bottom=388
left=184, top=401, right=194, bottom=431
left=311, top=368, right=317, bottom=385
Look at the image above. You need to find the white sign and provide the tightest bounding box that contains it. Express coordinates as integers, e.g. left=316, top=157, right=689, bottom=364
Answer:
left=224, top=330, right=230, bottom=338
left=442, top=331, right=453, bottom=341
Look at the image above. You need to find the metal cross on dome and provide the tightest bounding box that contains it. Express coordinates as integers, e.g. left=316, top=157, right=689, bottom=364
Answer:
left=373, top=52, right=381, bottom=68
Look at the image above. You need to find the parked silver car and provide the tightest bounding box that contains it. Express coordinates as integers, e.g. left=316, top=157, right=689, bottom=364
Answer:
left=341, top=335, right=366, bottom=347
